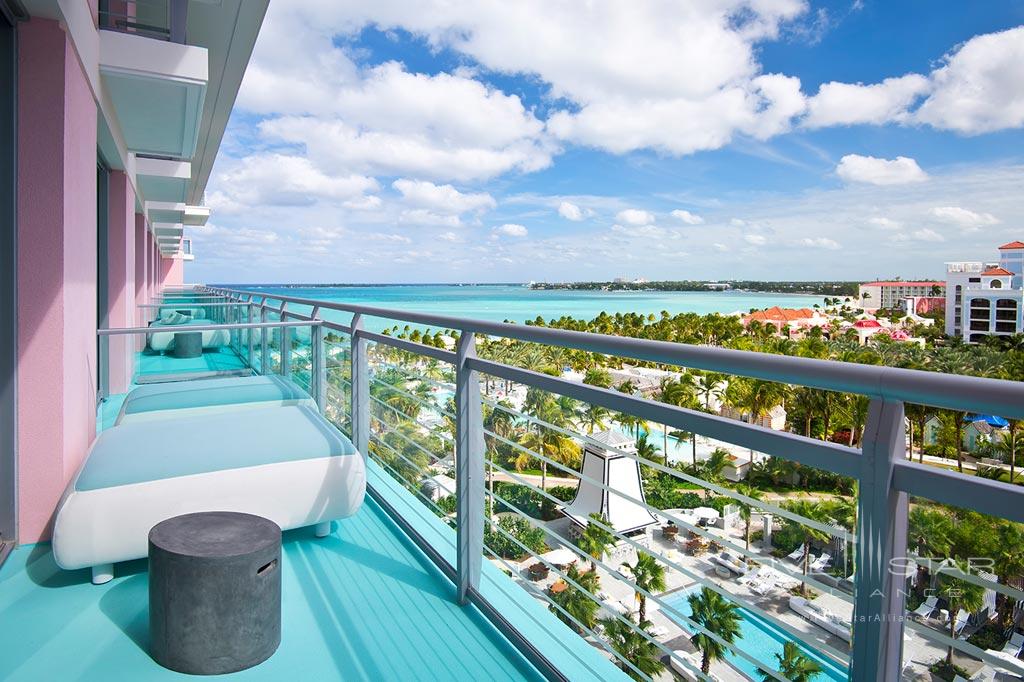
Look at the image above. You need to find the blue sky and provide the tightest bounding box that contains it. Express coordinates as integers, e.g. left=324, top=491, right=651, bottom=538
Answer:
left=189, top=1, right=1024, bottom=283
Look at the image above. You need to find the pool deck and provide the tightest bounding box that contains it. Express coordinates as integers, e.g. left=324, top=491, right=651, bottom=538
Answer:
left=0, top=497, right=544, bottom=682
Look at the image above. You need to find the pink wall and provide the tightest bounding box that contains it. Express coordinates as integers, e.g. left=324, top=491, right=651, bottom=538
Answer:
left=17, top=18, right=99, bottom=543
left=106, top=171, right=135, bottom=393
left=160, top=257, right=184, bottom=287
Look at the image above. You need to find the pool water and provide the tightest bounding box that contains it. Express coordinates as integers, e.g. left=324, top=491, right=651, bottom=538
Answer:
left=661, top=587, right=849, bottom=681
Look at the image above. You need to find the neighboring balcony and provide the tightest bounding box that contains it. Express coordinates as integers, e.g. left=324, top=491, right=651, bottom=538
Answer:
left=99, top=0, right=208, bottom=159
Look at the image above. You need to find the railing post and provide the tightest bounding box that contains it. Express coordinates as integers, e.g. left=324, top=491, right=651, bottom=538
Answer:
left=98, top=333, right=110, bottom=401
left=260, top=306, right=269, bottom=376
left=279, top=302, right=291, bottom=378
left=455, top=331, right=485, bottom=605
left=246, top=303, right=255, bottom=369
left=311, top=306, right=326, bottom=412
left=350, top=314, right=369, bottom=458
left=851, top=398, right=909, bottom=682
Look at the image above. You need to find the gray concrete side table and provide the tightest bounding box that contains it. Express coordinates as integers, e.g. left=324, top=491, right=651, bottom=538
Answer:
left=172, top=331, right=202, bottom=358
left=149, top=512, right=282, bottom=675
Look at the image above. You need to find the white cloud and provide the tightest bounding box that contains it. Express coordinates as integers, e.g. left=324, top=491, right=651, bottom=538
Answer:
left=916, top=27, right=1024, bottom=134
left=868, top=217, right=901, bottom=230
left=804, top=75, right=929, bottom=128
left=912, top=228, right=945, bottom=242
left=744, top=234, right=767, bottom=245
left=797, top=237, right=841, bottom=250
left=210, top=154, right=378, bottom=208
left=398, top=209, right=463, bottom=227
left=558, top=201, right=584, bottom=221
left=671, top=209, right=705, bottom=225
left=392, top=179, right=495, bottom=214
left=730, top=218, right=748, bottom=227
left=494, top=223, right=528, bottom=237
left=343, top=195, right=383, bottom=210
left=835, top=154, right=928, bottom=186
left=929, top=206, right=1000, bottom=229
left=616, top=209, right=656, bottom=226
left=610, top=224, right=669, bottom=239
left=713, top=243, right=730, bottom=252
left=438, top=231, right=460, bottom=242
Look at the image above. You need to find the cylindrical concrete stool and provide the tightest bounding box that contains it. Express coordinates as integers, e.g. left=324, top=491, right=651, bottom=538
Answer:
left=149, top=512, right=282, bottom=675
left=172, top=331, right=203, bottom=358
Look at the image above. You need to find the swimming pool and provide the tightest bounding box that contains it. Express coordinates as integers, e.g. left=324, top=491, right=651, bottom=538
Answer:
left=660, top=587, right=849, bottom=681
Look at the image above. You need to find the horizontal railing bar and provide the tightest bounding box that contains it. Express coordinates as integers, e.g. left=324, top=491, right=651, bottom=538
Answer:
left=893, top=460, right=1024, bottom=524
left=207, top=287, right=1024, bottom=417
left=139, top=302, right=249, bottom=308
left=471, top=356, right=863, bottom=480
left=910, top=556, right=1024, bottom=602
left=482, top=398, right=855, bottom=542
left=905, top=619, right=1024, bottom=676
left=359, top=329, right=457, bottom=363
left=97, top=320, right=321, bottom=336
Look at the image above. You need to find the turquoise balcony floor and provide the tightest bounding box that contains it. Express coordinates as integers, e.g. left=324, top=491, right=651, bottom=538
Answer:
left=0, top=497, right=543, bottom=682
left=137, top=347, right=251, bottom=377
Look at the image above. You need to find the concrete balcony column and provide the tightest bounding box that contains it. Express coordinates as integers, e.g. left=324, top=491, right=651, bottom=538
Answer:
left=133, top=213, right=147, bottom=334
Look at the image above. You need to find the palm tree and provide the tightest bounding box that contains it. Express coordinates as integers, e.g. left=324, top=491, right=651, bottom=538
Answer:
left=688, top=587, right=742, bottom=676
left=600, top=617, right=666, bottom=681
left=759, top=641, right=822, bottom=682
left=694, top=371, right=726, bottom=411
left=936, top=563, right=985, bottom=666
left=698, top=448, right=731, bottom=501
left=549, top=563, right=600, bottom=634
left=634, top=434, right=658, bottom=465
left=784, top=499, right=831, bottom=596
left=995, top=427, right=1021, bottom=483
left=991, top=522, right=1024, bottom=626
left=580, top=402, right=610, bottom=434
left=578, top=512, right=615, bottom=572
left=908, top=507, right=952, bottom=594
left=621, top=552, right=666, bottom=623
left=657, top=376, right=696, bottom=459
left=735, top=483, right=763, bottom=551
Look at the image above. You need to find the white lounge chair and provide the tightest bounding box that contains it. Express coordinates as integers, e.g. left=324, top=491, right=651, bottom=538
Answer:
left=1002, top=631, right=1024, bottom=657
left=786, top=545, right=806, bottom=562
left=647, top=625, right=670, bottom=639
left=912, top=595, right=939, bottom=619
left=952, top=609, right=971, bottom=638
left=809, top=553, right=832, bottom=571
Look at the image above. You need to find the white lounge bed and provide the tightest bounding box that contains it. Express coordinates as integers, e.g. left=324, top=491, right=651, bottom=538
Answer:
left=53, top=405, right=365, bottom=584
left=1002, top=631, right=1024, bottom=657
left=670, top=651, right=720, bottom=682
left=115, top=375, right=316, bottom=425
left=710, top=551, right=749, bottom=576
left=790, top=595, right=852, bottom=642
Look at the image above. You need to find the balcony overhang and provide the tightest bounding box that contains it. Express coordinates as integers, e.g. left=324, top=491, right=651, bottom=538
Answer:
left=136, top=157, right=191, bottom=204
left=153, top=223, right=184, bottom=239
left=183, top=205, right=210, bottom=227
left=99, top=31, right=208, bottom=158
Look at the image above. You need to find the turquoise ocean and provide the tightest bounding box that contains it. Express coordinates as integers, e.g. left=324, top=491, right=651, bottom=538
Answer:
left=226, top=284, right=826, bottom=332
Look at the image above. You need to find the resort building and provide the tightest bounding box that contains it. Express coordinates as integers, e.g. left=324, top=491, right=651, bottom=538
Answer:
left=857, top=281, right=945, bottom=311
left=741, top=306, right=828, bottom=336
left=944, top=242, right=1024, bottom=342
left=2, top=4, right=1024, bottom=682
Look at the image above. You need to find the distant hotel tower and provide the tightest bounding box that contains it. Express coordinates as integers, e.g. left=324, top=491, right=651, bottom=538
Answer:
left=945, top=241, right=1024, bottom=342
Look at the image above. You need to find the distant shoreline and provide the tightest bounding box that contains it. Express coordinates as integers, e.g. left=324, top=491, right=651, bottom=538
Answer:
left=218, top=281, right=858, bottom=296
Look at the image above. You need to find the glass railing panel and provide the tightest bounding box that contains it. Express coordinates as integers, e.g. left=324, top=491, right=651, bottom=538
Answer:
left=902, top=496, right=1024, bottom=681
left=324, top=330, right=352, bottom=435
left=468, top=364, right=856, bottom=682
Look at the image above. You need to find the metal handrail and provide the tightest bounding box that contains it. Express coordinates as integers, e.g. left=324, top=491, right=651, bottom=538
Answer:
left=97, top=320, right=321, bottom=335
left=209, top=286, right=1024, bottom=418
left=194, top=284, right=1024, bottom=682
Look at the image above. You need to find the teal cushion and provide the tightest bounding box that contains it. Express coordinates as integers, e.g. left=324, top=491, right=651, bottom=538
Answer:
left=121, top=375, right=312, bottom=417
left=77, top=405, right=357, bottom=491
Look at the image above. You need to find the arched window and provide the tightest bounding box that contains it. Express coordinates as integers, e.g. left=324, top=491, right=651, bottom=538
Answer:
left=991, top=279, right=1003, bottom=289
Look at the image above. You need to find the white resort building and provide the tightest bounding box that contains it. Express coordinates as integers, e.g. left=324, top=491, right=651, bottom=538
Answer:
left=857, top=281, right=945, bottom=311
left=945, top=241, right=1024, bottom=342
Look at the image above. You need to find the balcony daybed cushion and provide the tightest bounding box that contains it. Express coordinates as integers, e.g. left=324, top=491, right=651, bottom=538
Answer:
left=52, top=405, right=365, bottom=572
left=148, top=318, right=230, bottom=352
left=115, top=375, right=316, bottom=425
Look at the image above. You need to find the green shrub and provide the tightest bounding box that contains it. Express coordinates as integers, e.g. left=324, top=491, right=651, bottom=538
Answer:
left=436, top=494, right=457, bottom=516
left=967, top=622, right=1007, bottom=652
left=485, top=515, right=548, bottom=559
